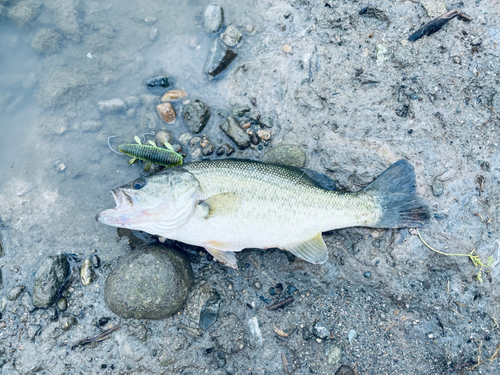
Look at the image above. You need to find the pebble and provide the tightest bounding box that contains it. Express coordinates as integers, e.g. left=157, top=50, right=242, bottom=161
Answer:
left=80, top=259, right=95, bottom=286
left=376, top=43, right=389, bottom=65
left=156, top=102, right=176, bottom=124
left=313, top=321, right=330, bottom=340
left=171, top=144, right=182, bottom=153
left=59, top=316, right=77, bottom=331
left=104, top=245, right=194, bottom=319
left=183, top=284, right=221, bottom=330
left=200, top=136, right=210, bottom=148
left=27, top=324, right=41, bottom=340
left=31, top=28, right=60, bottom=54
left=56, top=297, right=67, bottom=311
left=7, top=285, right=25, bottom=301
left=202, top=144, right=215, bottom=156
left=282, top=44, right=292, bottom=53
left=144, top=16, right=157, bottom=24
left=251, top=133, right=259, bottom=145
left=231, top=106, right=251, bottom=117
left=268, top=287, right=276, bottom=296
left=145, top=75, right=170, bottom=89
left=326, top=346, right=342, bottom=365
left=262, top=144, right=306, bottom=168
left=161, top=89, right=188, bottom=102
left=220, top=116, right=251, bottom=149
left=302, top=327, right=312, bottom=341
left=258, top=116, right=274, bottom=128
left=149, top=28, right=159, bottom=41
left=334, top=365, right=355, bottom=375
left=204, top=3, right=224, bottom=33
left=257, top=129, right=271, bottom=141
left=190, top=136, right=201, bottom=146
left=205, top=39, right=238, bottom=78
left=254, top=281, right=262, bottom=289
left=179, top=132, right=193, bottom=145
left=259, top=296, right=270, bottom=304
left=286, top=285, right=297, bottom=294
left=191, top=148, right=202, bottom=159
left=364, top=271, right=372, bottom=278
left=432, top=179, right=444, bottom=197
left=155, top=131, right=172, bottom=146
left=98, top=98, right=127, bottom=113
left=221, top=25, right=242, bottom=47
left=216, top=146, right=225, bottom=156
left=225, top=144, right=235, bottom=156
left=184, top=100, right=211, bottom=133
left=33, top=254, right=70, bottom=308
left=98, top=317, right=110, bottom=326
left=246, top=24, right=255, bottom=33
left=452, top=56, right=461, bottom=64
left=242, top=122, right=251, bottom=129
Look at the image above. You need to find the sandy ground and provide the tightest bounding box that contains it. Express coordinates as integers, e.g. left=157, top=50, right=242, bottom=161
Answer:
left=0, top=0, right=499, bottom=373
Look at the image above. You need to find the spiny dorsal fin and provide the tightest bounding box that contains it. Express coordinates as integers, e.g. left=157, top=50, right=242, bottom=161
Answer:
left=286, top=233, right=328, bottom=264
left=199, top=193, right=240, bottom=218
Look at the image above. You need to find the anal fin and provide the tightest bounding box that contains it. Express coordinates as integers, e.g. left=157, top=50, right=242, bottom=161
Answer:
left=205, top=246, right=238, bottom=269
left=286, top=233, right=328, bottom=264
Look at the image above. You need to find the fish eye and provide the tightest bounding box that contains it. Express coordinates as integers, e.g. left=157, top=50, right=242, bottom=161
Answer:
left=132, top=178, right=147, bottom=190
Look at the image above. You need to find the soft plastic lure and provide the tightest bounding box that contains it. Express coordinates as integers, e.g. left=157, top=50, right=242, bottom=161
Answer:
left=118, top=136, right=183, bottom=171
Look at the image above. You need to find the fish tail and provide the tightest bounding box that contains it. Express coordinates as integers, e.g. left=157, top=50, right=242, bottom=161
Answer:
left=364, top=160, right=430, bottom=228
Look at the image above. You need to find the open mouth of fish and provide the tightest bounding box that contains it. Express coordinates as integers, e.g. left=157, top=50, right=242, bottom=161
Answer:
left=95, top=189, right=137, bottom=226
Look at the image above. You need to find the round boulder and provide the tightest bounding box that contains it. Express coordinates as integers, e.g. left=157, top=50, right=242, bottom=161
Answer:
left=104, top=245, right=194, bottom=320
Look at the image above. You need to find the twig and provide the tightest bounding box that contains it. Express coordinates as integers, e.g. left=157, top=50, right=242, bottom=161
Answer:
left=71, top=326, right=121, bottom=350
left=281, top=352, right=291, bottom=374
left=470, top=340, right=483, bottom=370
left=267, top=297, right=294, bottom=311
left=408, top=9, right=472, bottom=42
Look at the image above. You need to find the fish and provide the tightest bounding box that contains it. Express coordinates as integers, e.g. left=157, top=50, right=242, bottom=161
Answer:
left=96, top=159, right=429, bottom=269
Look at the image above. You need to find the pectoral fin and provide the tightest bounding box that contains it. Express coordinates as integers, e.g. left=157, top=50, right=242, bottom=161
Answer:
left=205, top=246, right=238, bottom=269
left=286, top=233, right=328, bottom=264
left=199, top=193, right=240, bottom=218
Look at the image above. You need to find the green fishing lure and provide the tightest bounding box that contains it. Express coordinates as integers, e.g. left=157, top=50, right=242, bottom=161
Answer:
left=118, top=136, right=183, bottom=171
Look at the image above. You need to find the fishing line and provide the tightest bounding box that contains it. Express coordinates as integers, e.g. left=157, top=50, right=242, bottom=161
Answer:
left=107, top=135, right=123, bottom=155
left=142, top=131, right=155, bottom=143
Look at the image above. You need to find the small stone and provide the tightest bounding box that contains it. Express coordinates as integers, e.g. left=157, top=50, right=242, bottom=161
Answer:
left=7, top=285, right=25, bottom=301
left=80, top=259, right=96, bottom=286
left=145, top=75, right=170, bottom=89
left=376, top=43, right=389, bottom=65
left=59, top=316, right=77, bottom=331
left=98, top=317, right=110, bottom=326
left=190, top=136, right=201, bottom=146
left=128, top=323, right=148, bottom=341
left=420, top=0, right=447, bottom=18
left=286, top=285, right=297, bottom=294
left=200, top=136, right=210, bottom=148
left=225, top=145, right=235, bottom=156
left=33, top=255, right=70, bottom=308
left=104, top=245, right=194, bottom=319
left=257, top=129, right=271, bottom=141
left=249, top=110, right=261, bottom=122
left=231, top=106, right=251, bottom=117
left=409, top=93, right=418, bottom=100
left=31, top=29, right=60, bottom=54
left=245, top=24, right=255, bottom=33
left=161, top=89, right=188, bottom=102
left=259, top=296, right=270, bottom=304
left=282, top=44, right=292, bottom=53
left=313, top=321, right=330, bottom=340
left=335, top=365, right=355, bottom=375
left=191, top=148, right=202, bottom=159
left=254, top=281, right=262, bottom=289
left=251, top=133, right=259, bottom=145
left=242, top=122, right=251, bottom=129
left=258, top=116, right=274, bottom=128
left=47, top=306, right=58, bottom=321
left=8, top=1, right=39, bottom=27
left=98, top=98, right=127, bottom=113
left=56, top=297, right=67, bottom=311
left=326, top=345, right=342, bottom=365
left=452, top=56, right=461, bottom=64
left=155, top=131, right=172, bottom=146
left=364, top=271, right=372, bottom=278
left=179, top=132, right=192, bottom=145
left=269, top=287, right=276, bottom=296
left=204, top=3, right=224, bottom=33
left=125, top=108, right=135, bottom=118
left=216, top=146, right=225, bottom=156
left=156, top=102, right=176, bottom=124
left=432, top=179, right=444, bottom=197
left=27, top=324, right=41, bottom=340
left=202, top=144, right=215, bottom=156
left=302, top=327, right=312, bottom=341
left=150, top=28, right=159, bottom=41
left=220, top=25, right=242, bottom=47
left=205, top=39, right=238, bottom=78
left=184, top=100, right=211, bottom=133
left=220, top=116, right=251, bottom=149
left=183, top=284, right=221, bottom=330
left=144, top=16, right=156, bottom=24
left=262, top=144, right=306, bottom=168
left=171, top=144, right=182, bottom=153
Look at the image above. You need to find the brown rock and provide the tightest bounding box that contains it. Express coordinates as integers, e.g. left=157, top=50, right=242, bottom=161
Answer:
left=156, top=103, right=176, bottom=124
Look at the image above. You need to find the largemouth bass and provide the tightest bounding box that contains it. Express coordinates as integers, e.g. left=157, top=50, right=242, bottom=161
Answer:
left=97, top=159, right=429, bottom=268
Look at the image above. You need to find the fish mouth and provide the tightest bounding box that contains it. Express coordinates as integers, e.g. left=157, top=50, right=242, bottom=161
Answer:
left=96, top=189, right=138, bottom=227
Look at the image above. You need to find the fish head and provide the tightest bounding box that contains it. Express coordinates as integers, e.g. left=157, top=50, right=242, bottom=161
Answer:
left=96, top=170, right=199, bottom=234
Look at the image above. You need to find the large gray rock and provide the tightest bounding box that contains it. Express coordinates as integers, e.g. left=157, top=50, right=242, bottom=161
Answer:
left=32, top=255, right=69, bottom=308
left=204, top=39, right=237, bottom=78
left=204, top=3, right=224, bottom=33
left=183, top=100, right=210, bottom=133
left=220, top=116, right=250, bottom=149
left=104, top=245, right=194, bottom=319
left=261, top=144, right=306, bottom=168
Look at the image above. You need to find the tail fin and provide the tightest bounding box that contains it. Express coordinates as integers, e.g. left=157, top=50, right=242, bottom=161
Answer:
left=364, top=160, right=430, bottom=228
